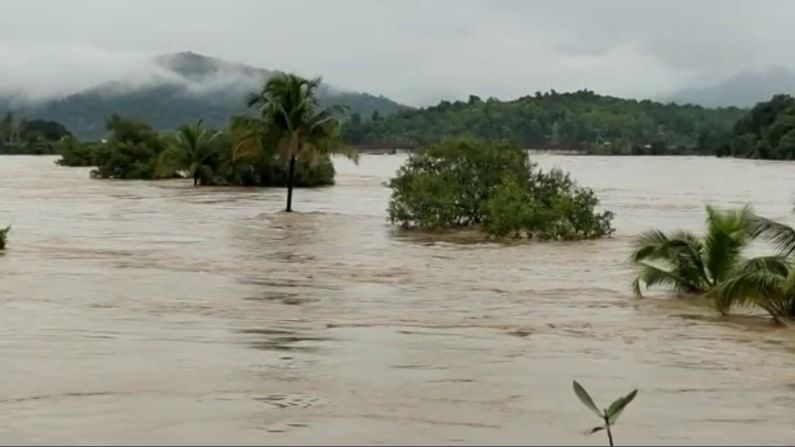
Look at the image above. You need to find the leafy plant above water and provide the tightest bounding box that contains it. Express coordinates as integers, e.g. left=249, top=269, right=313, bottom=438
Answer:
left=630, top=205, right=754, bottom=297
left=573, top=380, right=637, bottom=446
left=387, top=138, right=614, bottom=240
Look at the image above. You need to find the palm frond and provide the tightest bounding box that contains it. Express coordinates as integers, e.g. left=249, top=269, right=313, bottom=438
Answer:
left=710, top=269, right=784, bottom=315
left=703, top=205, right=753, bottom=284
left=737, top=255, right=791, bottom=276
left=750, top=214, right=795, bottom=256
left=630, top=229, right=702, bottom=263
left=633, top=261, right=703, bottom=297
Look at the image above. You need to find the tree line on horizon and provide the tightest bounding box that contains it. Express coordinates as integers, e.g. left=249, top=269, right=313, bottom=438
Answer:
left=5, top=89, right=795, bottom=161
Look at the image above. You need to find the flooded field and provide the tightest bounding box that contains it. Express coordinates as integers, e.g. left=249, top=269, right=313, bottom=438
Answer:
left=3, top=154, right=795, bottom=445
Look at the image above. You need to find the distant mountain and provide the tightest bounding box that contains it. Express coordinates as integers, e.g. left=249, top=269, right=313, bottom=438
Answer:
left=0, top=52, right=407, bottom=139
left=668, top=66, right=795, bottom=108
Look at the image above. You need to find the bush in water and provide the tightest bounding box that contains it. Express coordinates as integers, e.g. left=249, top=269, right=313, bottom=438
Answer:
left=387, top=138, right=614, bottom=240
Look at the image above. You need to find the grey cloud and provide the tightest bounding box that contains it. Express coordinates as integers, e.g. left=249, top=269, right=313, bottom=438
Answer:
left=1, top=0, right=793, bottom=105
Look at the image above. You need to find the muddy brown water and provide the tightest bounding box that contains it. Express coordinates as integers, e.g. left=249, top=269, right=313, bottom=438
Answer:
left=3, top=154, right=795, bottom=445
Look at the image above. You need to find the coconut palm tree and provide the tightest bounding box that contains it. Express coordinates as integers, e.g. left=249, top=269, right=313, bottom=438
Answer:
left=631, top=205, right=754, bottom=297
left=709, top=255, right=795, bottom=321
left=245, top=73, right=355, bottom=212
left=708, top=209, right=795, bottom=321
left=156, top=119, right=220, bottom=185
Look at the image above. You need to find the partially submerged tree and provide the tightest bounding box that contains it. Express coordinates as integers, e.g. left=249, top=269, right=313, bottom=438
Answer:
left=709, top=210, right=795, bottom=321
left=387, top=138, right=614, bottom=240
left=155, top=119, right=221, bottom=185
left=630, top=205, right=754, bottom=297
left=246, top=73, right=356, bottom=211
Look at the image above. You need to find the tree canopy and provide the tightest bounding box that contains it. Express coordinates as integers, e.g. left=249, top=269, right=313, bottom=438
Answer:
left=717, top=94, right=795, bottom=159
left=343, top=90, right=744, bottom=155
left=57, top=114, right=338, bottom=188
left=388, top=138, right=614, bottom=240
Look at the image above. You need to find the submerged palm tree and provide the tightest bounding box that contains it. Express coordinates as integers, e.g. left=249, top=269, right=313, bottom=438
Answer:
left=631, top=205, right=754, bottom=297
left=245, top=73, right=355, bottom=212
left=709, top=255, right=795, bottom=320
left=710, top=210, right=795, bottom=321
left=156, top=120, right=220, bottom=185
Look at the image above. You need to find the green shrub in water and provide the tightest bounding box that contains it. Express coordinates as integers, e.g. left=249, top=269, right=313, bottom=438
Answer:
left=387, top=138, right=614, bottom=239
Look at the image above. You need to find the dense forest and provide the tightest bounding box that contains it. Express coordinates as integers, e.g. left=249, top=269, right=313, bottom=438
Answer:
left=718, top=94, right=795, bottom=159
left=342, top=90, right=745, bottom=155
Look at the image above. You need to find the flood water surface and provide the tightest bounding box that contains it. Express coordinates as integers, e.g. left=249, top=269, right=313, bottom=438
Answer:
left=3, top=155, right=795, bottom=444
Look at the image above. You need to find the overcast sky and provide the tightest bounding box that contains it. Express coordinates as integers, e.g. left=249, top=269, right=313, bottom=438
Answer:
left=1, top=0, right=793, bottom=105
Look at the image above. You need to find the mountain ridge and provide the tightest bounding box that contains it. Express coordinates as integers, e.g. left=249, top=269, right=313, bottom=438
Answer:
left=667, top=66, right=795, bottom=108
left=0, top=51, right=408, bottom=139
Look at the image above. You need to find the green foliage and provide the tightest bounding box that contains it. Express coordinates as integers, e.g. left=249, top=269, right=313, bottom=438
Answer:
left=630, top=205, right=754, bottom=297
left=719, top=94, right=795, bottom=159
left=244, top=73, right=354, bottom=210
left=54, top=113, right=337, bottom=188
left=90, top=115, right=167, bottom=179
left=709, top=255, right=795, bottom=320
left=707, top=211, right=795, bottom=321
left=55, top=136, right=101, bottom=166
left=343, top=90, right=743, bottom=154
left=0, top=226, right=8, bottom=250
left=155, top=120, right=221, bottom=185
left=387, top=138, right=614, bottom=239
left=573, top=380, right=638, bottom=446
left=0, top=112, right=72, bottom=154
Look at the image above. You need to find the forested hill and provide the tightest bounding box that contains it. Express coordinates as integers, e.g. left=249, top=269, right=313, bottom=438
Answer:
left=0, top=52, right=407, bottom=140
left=342, top=90, right=746, bottom=154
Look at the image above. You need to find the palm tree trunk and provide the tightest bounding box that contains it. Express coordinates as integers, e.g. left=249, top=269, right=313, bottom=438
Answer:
left=285, top=154, right=296, bottom=212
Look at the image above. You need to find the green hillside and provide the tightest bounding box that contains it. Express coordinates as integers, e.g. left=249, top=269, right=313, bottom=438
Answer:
left=0, top=52, right=406, bottom=140
left=343, top=90, right=745, bottom=154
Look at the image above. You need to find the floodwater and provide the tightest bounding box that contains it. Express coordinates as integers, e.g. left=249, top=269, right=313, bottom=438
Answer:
left=3, top=154, right=795, bottom=445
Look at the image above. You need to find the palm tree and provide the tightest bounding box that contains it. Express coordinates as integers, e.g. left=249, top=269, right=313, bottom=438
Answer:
left=709, top=255, right=795, bottom=321
left=709, top=209, right=795, bottom=321
left=631, top=205, right=754, bottom=297
left=156, top=120, right=220, bottom=185
left=246, top=73, right=355, bottom=212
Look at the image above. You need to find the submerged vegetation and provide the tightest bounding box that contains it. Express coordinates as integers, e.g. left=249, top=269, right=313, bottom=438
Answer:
left=631, top=205, right=795, bottom=322
left=387, top=138, right=614, bottom=240
left=0, top=112, right=71, bottom=155
left=0, top=226, right=8, bottom=250
left=55, top=73, right=351, bottom=210
left=631, top=206, right=754, bottom=297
